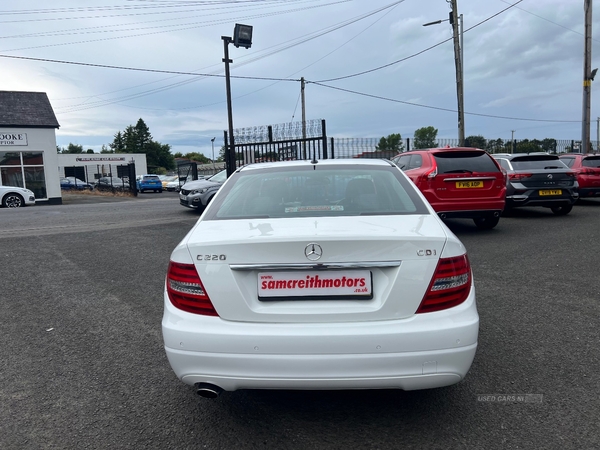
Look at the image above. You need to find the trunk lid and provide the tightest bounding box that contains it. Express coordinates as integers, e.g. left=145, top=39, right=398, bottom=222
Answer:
left=182, top=215, right=451, bottom=323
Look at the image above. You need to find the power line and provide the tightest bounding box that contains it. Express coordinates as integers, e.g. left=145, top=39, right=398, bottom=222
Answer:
left=309, top=81, right=581, bottom=123
left=314, top=0, right=525, bottom=83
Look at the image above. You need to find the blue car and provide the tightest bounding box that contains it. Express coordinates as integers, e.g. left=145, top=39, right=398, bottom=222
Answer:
left=136, top=174, right=163, bottom=193
left=60, top=177, right=94, bottom=191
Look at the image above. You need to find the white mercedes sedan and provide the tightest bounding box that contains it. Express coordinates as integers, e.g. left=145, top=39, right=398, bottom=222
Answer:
left=162, top=159, right=479, bottom=398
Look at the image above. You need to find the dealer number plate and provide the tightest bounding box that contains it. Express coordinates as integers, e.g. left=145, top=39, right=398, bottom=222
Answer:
left=258, top=270, right=373, bottom=300
left=456, top=181, right=483, bottom=188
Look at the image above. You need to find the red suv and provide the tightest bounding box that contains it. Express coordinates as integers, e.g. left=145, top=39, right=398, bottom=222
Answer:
left=392, top=147, right=506, bottom=229
left=558, top=153, right=600, bottom=198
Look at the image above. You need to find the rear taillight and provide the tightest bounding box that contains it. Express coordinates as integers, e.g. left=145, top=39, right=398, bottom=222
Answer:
left=166, top=261, right=218, bottom=316
left=418, top=167, right=437, bottom=184
left=416, top=255, right=472, bottom=314
left=581, top=168, right=598, bottom=175
left=508, top=172, right=532, bottom=181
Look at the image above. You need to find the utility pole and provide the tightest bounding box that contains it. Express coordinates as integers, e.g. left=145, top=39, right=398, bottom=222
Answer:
left=450, top=0, right=465, bottom=146
left=511, top=130, right=515, bottom=153
left=301, top=77, right=307, bottom=159
left=582, top=0, right=593, bottom=154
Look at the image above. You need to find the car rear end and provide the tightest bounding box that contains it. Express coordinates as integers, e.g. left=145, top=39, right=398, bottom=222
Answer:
left=414, top=148, right=506, bottom=228
left=162, top=161, right=479, bottom=393
left=503, top=155, right=578, bottom=210
left=576, top=155, right=600, bottom=197
left=139, top=175, right=162, bottom=192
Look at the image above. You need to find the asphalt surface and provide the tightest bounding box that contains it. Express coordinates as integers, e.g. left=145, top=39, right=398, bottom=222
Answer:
left=1, top=191, right=599, bottom=449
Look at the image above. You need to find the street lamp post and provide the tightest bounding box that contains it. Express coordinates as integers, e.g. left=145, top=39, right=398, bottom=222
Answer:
left=424, top=1, right=464, bottom=146
left=211, top=137, right=216, bottom=174
left=222, top=23, right=253, bottom=177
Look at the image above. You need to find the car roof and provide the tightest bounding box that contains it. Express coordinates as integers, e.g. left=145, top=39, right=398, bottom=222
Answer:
left=237, top=159, right=394, bottom=172
left=494, top=153, right=557, bottom=160
left=410, top=146, right=486, bottom=153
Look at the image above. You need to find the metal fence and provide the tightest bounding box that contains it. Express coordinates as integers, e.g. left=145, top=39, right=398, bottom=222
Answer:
left=63, top=163, right=137, bottom=195
left=327, top=137, right=600, bottom=159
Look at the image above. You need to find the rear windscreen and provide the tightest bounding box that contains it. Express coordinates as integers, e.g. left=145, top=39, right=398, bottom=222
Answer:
left=582, top=157, right=600, bottom=168
left=204, top=166, right=430, bottom=220
left=433, top=152, right=500, bottom=173
left=511, top=157, right=568, bottom=170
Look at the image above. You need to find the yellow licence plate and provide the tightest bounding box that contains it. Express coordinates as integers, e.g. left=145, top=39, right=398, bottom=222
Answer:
left=456, top=181, right=483, bottom=188
left=539, top=189, right=562, bottom=196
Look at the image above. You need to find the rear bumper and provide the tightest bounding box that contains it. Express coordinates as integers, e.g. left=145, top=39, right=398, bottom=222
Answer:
left=437, top=209, right=502, bottom=220
left=506, top=190, right=578, bottom=207
left=162, top=286, right=479, bottom=391
left=578, top=187, right=600, bottom=197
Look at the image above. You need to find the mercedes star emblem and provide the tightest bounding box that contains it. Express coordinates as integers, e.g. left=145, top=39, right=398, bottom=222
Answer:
left=304, top=243, right=323, bottom=261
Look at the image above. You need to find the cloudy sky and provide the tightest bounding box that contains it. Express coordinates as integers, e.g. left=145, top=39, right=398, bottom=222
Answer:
left=1, top=0, right=597, bottom=157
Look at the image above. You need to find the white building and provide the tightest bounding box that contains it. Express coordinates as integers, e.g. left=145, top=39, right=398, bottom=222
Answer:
left=57, top=153, right=148, bottom=183
left=0, top=91, right=148, bottom=205
left=0, top=91, right=61, bottom=204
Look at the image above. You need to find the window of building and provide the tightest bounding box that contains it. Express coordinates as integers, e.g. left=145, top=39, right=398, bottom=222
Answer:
left=0, top=151, right=47, bottom=199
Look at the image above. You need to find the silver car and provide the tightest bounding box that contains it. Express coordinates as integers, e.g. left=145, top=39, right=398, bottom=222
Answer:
left=179, top=170, right=227, bottom=211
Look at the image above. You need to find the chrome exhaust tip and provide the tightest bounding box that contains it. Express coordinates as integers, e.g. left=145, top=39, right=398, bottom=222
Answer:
left=195, top=383, right=223, bottom=398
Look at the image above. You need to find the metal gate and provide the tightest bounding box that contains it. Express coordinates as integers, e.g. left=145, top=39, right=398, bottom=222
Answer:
left=225, top=119, right=328, bottom=172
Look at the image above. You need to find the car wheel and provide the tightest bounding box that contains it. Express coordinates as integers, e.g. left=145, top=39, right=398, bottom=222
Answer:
left=473, top=216, right=500, bottom=230
left=2, top=193, right=24, bottom=208
left=551, top=204, right=573, bottom=216
left=158, top=189, right=163, bottom=193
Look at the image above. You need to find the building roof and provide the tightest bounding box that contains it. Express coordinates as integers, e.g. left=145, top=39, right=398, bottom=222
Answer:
left=0, top=91, right=60, bottom=128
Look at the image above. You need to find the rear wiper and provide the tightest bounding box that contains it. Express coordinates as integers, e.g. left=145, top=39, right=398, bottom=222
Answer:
left=544, top=166, right=562, bottom=169
left=443, top=169, right=473, bottom=174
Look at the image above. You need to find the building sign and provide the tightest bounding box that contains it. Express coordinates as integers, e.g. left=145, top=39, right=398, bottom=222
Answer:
left=0, top=133, right=28, bottom=146
left=75, top=156, right=127, bottom=162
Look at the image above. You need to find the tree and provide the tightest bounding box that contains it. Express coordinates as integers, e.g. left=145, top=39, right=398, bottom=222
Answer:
left=109, top=118, right=175, bottom=171
left=515, top=139, right=542, bottom=153
left=100, top=144, right=114, bottom=154
left=61, top=143, right=84, bottom=154
left=109, top=132, right=125, bottom=153
left=485, top=138, right=506, bottom=154
left=145, top=141, right=175, bottom=172
left=376, top=133, right=404, bottom=152
left=413, top=126, right=438, bottom=149
left=182, top=152, right=211, bottom=164
left=465, top=135, right=486, bottom=149
left=541, top=138, right=557, bottom=153
left=86, top=149, right=94, bottom=154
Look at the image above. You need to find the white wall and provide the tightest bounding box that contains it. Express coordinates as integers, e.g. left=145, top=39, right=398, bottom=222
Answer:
left=57, top=153, right=148, bottom=180
left=0, top=127, right=60, bottom=202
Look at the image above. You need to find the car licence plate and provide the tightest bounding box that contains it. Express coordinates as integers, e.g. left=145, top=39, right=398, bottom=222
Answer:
left=539, top=189, right=562, bottom=196
left=258, top=270, right=373, bottom=300
left=456, top=181, right=483, bottom=188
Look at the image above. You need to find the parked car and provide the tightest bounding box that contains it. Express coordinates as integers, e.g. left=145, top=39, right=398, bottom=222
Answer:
left=163, top=176, right=180, bottom=192
left=60, top=176, right=94, bottom=191
left=163, top=159, right=478, bottom=397
left=136, top=174, right=163, bottom=193
left=392, top=147, right=506, bottom=229
left=179, top=170, right=227, bottom=211
left=558, top=153, right=600, bottom=198
left=0, top=185, right=36, bottom=208
left=96, top=177, right=130, bottom=192
left=493, top=153, right=578, bottom=215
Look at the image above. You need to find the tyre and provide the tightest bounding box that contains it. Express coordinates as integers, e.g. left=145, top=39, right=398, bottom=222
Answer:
left=158, top=189, right=163, bottom=193
left=473, top=215, right=500, bottom=230
left=2, top=193, right=24, bottom=208
left=551, top=204, right=573, bottom=216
